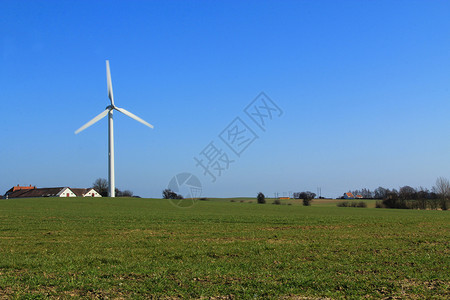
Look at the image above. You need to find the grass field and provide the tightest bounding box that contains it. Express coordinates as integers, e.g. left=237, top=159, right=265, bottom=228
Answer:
left=0, top=197, right=448, bottom=299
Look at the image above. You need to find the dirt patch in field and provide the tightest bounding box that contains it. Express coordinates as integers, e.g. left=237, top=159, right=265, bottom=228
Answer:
left=399, top=278, right=449, bottom=291
left=266, top=238, right=296, bottom=244
left=261, top=225, right=355, bottom=231
left=0, top=287, right=14, bottom=299
left=118, top=229, right=158, bottom=235
left=62, top=288, right=128, bottom=299
left=196, top=236, right=266, bottom=243
left=115, top=272, right=155, bottom=282
left=280, top=296, right=331, bottom=300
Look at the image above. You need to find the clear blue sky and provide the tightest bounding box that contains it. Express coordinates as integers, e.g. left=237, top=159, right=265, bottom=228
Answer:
left=1, top=0, right=449, bottom=198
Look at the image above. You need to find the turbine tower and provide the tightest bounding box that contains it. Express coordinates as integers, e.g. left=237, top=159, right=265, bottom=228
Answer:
left=75, top=60, right=154, bottom=197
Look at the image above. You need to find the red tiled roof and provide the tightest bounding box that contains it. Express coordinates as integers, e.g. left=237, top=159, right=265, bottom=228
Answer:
left=5, top=185, right=36, bottom=195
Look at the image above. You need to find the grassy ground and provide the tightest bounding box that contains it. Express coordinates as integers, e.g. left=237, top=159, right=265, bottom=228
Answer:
left=0, top=197, right=448, bottom=299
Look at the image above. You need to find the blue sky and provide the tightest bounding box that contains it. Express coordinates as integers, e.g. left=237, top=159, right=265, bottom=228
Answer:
left=1, top=0, right=449, bottom=198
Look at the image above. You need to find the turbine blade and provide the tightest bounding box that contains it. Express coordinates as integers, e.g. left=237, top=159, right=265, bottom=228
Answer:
left=106, top=60, right=114, bottom=106
left=115, top=107, right=154, bottom=129
left=75, top=109, right=109, bottom=134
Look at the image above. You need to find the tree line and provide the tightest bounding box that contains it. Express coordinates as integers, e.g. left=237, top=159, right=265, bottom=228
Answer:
left=346, top=177, right=449, bottom=210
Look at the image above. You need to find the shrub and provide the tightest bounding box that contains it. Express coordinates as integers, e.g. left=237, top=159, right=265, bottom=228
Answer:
left=440, top=199, right=449, bottom=210
left=230, top=199, right=236, bottom=202
left=199, top=197, right=209, bottom=201
left=240, top=200, right=245, bottom=203
left=257, top=192, right=266, bottom=204
left=337, top=201, right=367, bottom=208
left=357, top=201, right=367, bottom=208
left=417, top=198, right=428, bottom=210
left=409, top=201, right=420, bottom=210
left=429, top=199, right=439, bottom=210
left=162, top=189, right=183, bottom=199
left=273, top=199, right=281, bottom=205
left=303, top=198, right=312, bottom=206
left=382, top=198, right=409, bottom=209
left=375, top=201, right=384, bottom=208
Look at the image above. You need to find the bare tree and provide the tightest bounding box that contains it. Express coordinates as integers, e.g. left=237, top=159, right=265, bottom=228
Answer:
left=92, top=178, right=108, bottom=197
left=374, top=187, right=388, bottom=199
left=433, top=177, right=450, bottom=210
left=361, top=188, right=373, bottom=199
left=417, top=186, right=429, bottom=210
left=399, top=186, right=416, bottom=200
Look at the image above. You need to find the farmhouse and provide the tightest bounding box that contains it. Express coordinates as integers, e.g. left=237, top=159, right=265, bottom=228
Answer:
left=355, top=194, right=363, bottom=199
left=4, top=186, right=102, bottom=199
left=6, top=187, right=76, bottom=198
left=343, top=192, right=355, bottom=199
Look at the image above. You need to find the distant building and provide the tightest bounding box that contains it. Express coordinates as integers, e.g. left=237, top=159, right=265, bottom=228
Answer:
left=6, top=187, right=77, bottom=198
left=355, top=194, right=363, bottom=199
left=343, top=192, right=355, bottom=199
left=4, top=185, right=36, bottom=197
left=4, top=184, right=104, bottom=199
left=71, top=188, right=102, bottom=197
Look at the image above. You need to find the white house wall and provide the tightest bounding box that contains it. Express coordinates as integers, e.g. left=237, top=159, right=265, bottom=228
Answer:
left=57, top=188, right=77, bottom=197
left=84, top=189, right=102, bottom=197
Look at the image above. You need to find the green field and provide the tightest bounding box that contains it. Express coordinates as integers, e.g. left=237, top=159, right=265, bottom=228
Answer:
left=0, top=198, right=448, bottom=299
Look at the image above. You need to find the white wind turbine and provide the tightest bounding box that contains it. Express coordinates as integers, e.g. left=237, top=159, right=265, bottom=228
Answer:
left=75, top=60, right=154, bottom=197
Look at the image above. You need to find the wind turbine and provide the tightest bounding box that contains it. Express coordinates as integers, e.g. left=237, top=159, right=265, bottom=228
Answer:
left=75, top=60, right=154, bottom=197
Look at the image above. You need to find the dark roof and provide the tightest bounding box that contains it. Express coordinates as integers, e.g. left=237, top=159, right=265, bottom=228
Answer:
left=6, top=189, right=34, bottom=198
left=71, top=188, right=90, bottom=197
left=7, top=187, right=67, bottom=198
